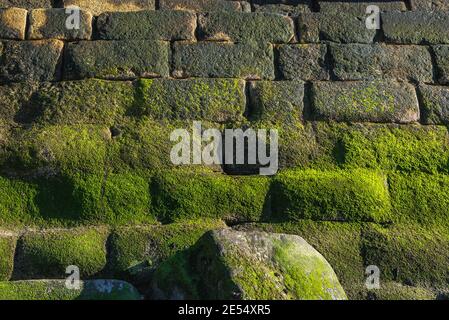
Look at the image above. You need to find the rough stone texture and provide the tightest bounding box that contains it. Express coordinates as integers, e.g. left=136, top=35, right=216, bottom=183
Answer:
left=318, top=1, right=406, bottom=13
left=28, top=9, right=93, bottom=40
left=96, top=10, right=196, bottom=41
left=62, top=0, right=156, bottom=16
left=0, top=40, right=63, bottom=82
left=253, top=4, right=310, bottom=15
left=64, top=40, right=169, bottom=80
left=14, top=227, right=109, bottom=279
left=0, top=8, right=27, bottom=40
left=298, top=12, right=376, bottom=44
left=311, top=81, right=420, bottom=123
left=0, top=0, right=51, bottom=8
left=160, top=0, right=243, bottom=12
left=330, top=44, right=433, bottom=82
left=432, top=45, right=449, bottom=84
left=0, top=280, right=141, bottom=300
left=172, top=42, right=275, bottom=80
left=382, top=11, right=449, bottom=44
left=248, top=81, right=304, bottom=123
left=411, top=0, right=449, bottom=10
left=418, top=84, right=449, bottom=125
left=278, top=44, right=329, bottom=81
left=0, top=82, right=37, bottom=124
left=198, top=12, right=295, bottom=43
left=152, top=229, right=348, bottom=300
left=135, top=78, right=246, bottom=122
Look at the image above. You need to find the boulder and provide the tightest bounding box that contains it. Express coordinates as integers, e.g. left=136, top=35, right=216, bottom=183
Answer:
left=152, top=229, right=347, bottom=300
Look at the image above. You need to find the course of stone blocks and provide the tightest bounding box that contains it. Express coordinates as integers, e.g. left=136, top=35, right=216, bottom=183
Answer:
left=0, top=0, right=449, bottom=300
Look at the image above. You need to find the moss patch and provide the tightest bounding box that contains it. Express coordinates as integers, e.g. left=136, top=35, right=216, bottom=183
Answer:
left=271, top=169, right=391, bottom=223
left=0, top=232, right=16, bottom=281
left=14, top=227, right=109, bottom=279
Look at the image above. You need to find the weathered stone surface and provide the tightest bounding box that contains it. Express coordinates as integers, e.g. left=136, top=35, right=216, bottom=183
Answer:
left=0, top=40, right=63, bottom=82
left=432, top=45, right=449, bottom=84
left=298, top=12, right=376, bottom=43
left=0, top=8, right=27, bottom=40
left=418, top=84, right=449, bottom=124
left=411, top=0, right=449, bottom=10
left=152, top=229, right=347, bottom=300
left=0, top=0, right=51, bottom=8
left=0, top=82, right=37, bottom=124
left=278, top=44, right=328, bottom=81
left=0, top=280, right=141, bottom=300
left=311, top=81, right=420, bottom=123
left=62, top=0, right=155, bottom=16
left=14, top=227, right=108, bottom=279
left=135, top=78, right=246, bottom=122
left=30, top=80, right=135, bottom=125
left=382, top=11, right=449, bottom=44
left=330, top=44, right=433, bottom=82
left=64, top=40, right=169, bottom=79
left=160, top=0, right=243, bottom=12
left=96, top=10, right=196, bottom=41
left=318, top=1, right=406, bottom=13
left=254, top=4, right=310, bottom=15
left=248, top=80, right=304, bottom=123
left=172, top=42, right=274, bottom=80
left=198, top=12, right=295, bottom=43
left=28, top=9, right=93, bottom=40
left=0, top=231, right=16, bottom=281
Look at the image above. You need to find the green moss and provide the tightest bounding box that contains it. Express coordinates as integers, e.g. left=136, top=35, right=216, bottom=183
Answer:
left=108, top=219, right=225, bottom=278
left=368, top=282, right=436, bottom=300
left=135, top=78, right=245, bottom=123
left=362, top=224, right=449, bottom=289
left=389, top=171, right=449, bottom=227
left=151, top=168, right=270, bottom=223
left=0, top=233, right=16, bottom=281
left=235, top=221, right=365, bottom=299
left=271, top=169, right=391, bottom=223
left=31, top=80, right=134, bottom=126
left=15, top=227, right=108, bottom=279
left=0, top=280, right=141, bottom=300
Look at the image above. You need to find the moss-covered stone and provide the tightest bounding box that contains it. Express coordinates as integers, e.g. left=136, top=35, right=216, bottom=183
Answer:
left=432, top=45, right=449, bottom=84
left=418, top=84, right=449, bottom=124
left=233, top=221, right=365, bottom=300
left=311, top=81, right=420, bottom=123
left=318, top=1, right=406, bottom=13
left=382, top=11, right=449, bottom=44
left=151, top=168, right=270, bottom=223
left=198, top=12, right=294, bottom=44
left=0, top=280, right=141, bottom=300
left=0, top=231, right=16, bottom=281
left=330, top=44, right=433, bottom=82
left=388, top=171, right=449, bottom=227
left=28, top=9, right=92, bottom=40
left=0, top=8, right=27, bottom=40
left=0, top=82, right=37, bottom=125
left=0, top=0, right=51, bottom=9
left=108, top=219, right=225, bottom=281
left=29, top=80, right=135, bottom=126
left=277, top=44, right=329, bottom=81
left=368, top=282, right=436, bottom=300
left=271, top=169, right=392, bottom=223
left=172, top=42, right=275, bottom=80
left=339, top=123, right=449, bottom=173
left=152, top=229, right=347, bottom=300
left=254, top=3, right=310, bottom=15
left=97, top=10, right=196, bottom=41
left=63, top=0, right=155, bottom=16
left=135, top=78, right=246, bottom=123
left=362, top=224, right=449, bottom=290
left=64, top=40, right=169, bottom=80
left=14, top=227, right=109, bottom=279
left=0, top=40, right=63, bottom=82
left=298, top=12, right=376, bottom=43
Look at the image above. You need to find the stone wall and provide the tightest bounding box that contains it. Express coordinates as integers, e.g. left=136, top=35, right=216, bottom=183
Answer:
left=0, top=0, right=449, bottom=300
